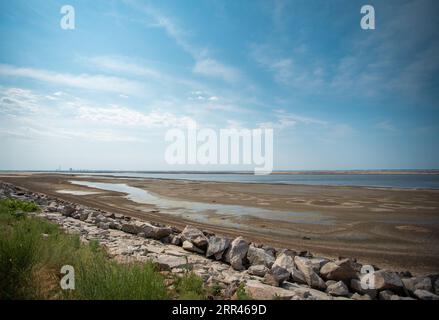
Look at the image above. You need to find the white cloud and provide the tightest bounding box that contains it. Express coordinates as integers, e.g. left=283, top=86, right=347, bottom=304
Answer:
left=125, top=1, right=242, bottom=84
left=86, top=56, right=161, bottom=77
left=0, top=64, right=145, bottom=95
left=0, top=87, right=41, bottom=114
left=193, top=58, right=241, bottom=83
left=76, top=105, right=194, bottom=128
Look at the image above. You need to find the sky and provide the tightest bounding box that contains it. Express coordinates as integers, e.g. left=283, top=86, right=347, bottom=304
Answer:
left=0, top=0, right=438, bottom=171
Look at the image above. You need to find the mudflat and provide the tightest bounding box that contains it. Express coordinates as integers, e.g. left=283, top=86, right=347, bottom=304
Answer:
left=1, top=173, right=439, bottom=275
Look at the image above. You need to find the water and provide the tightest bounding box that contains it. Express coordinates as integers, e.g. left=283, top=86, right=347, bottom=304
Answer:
left=70, top=172, right=439, bottom=189
left=69, top=180, right=330, bottom=225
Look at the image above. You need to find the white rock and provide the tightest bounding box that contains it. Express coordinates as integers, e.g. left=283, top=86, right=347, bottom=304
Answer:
left=326, top=281, right=350, bottom=297
left=414, top=289, right=439, bottom=300
left=182, top=240, right=204, bottom=254
left=247, top=245, right=275, bottom=268
left=294, top=256, right=327, bottom=290
left=224, top=236, right=249, bottom=271
left=206, top=236, right=230, bottom=260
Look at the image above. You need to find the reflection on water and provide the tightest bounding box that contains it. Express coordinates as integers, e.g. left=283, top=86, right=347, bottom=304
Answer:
left=57, top=189, right=101, bottom=196
left=69, top=180, right=332, bottom=226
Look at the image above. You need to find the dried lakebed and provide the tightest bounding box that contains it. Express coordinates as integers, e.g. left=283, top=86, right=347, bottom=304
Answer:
left=65, top=180, right=333, bottom=229
left=2, top=181, right=439, bottom=300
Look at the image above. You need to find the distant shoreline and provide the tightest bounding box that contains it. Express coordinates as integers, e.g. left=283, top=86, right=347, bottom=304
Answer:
left=1, top=169, right=439, bottom=175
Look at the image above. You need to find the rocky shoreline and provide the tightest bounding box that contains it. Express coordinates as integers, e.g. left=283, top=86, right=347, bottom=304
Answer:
left=1, top=181, right=438, bottom=300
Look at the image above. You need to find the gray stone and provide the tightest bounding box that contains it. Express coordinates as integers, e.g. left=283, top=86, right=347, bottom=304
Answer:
left=47, top=202, right=58, bottom=212
left=182, top=240, right=204, bottom=254
left=247, top=245, right=275, bottom=268
left=413, top=289, right=439, bottom=300
left=248, top=265, right=269, bottom=277
left=351, top=293, right=372, bottom=300
left=373, top=270, right=404, bottom=292
left=109, top=221, right=122, bottom=230
left=320, top=258, right=357, bottom=282
left=142, top=223, right=172, bottom=240
left=290, top=267, right=308, bottom=285
left=170, top=234, right=182, bottom=246
left=97, top=222, right=110, bottom=230
left=224, top=236, right=249, bottom=271
left=79, top=211, right=89, bottom=221
left=273, top=252, right=295, bottom=272
left=282, top=281, right=337, bottom=300
left=435, top=278, right=439, bottom=295
left=206, top=236, right=230, bottom=260
left=350, top=277, right=377, bottom=299
left=263, top=265, right=290, bottom=287
left=274, top=252, right=307, bottom=284
left=156, top=254, right=190, bottom=270
left=326, top=281, right=350, bottom=297
left=294, top=256, right=327, bottom=290
left=309, top=257, right=330, bottom=272
left=61, top=205, right=76, bottom=216
left=121, top=223, right=144, bottom=235
left=181, top=226, right=208, bottom=249
left=379, top=290, right=396, bottom=300
left=245, top=280, right=296, bottom=300
left=402, top=276, right=433, bottom=294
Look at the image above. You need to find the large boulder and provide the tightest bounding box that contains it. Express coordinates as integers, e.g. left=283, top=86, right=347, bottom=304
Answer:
left=263, top=265, right=290, bottom=287
left=142, top=223, right=172, bottom=240
left=326, top=281, right=350, bottom=297
left=294, top=256, right=326, bottom=290
left=320, top=258, right=357, bottom=282
left=350, top=277, right=377, bottom=299
left=247, top=245, right=275, bottom=268
left=282, top=282, right=339, bottom=300
left=413, top=289, right=439, bottom=300
left=248, top=265, right=269, bottom=277
left=61, top=205, right=76, bottom=217
left=273, top=253, right=295, bottom=272
left=245, top=280, right=296, bottom=300
left=373, top=270, right=404, bottom=292
left=182, top=240, right=204, bottom=254
left=181, top=226, right=208, bottom=249
left=402, top=276, right=433, bottom=294
left=273, top=252, right=307, bottom=285
left=290, top=267, right=308, bottom=285
left=224, top=236, right=249, bottom=271
left=156, top=254, right=191, bottom=270
left=206, top=236, right=230, bottom=260
left=121, top=223, right=144, bottom=235
left=47, top=202, right=58, bottom=212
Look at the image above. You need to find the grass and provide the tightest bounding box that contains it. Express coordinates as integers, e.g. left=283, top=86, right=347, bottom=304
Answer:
left=0, top=197, right=205, bottom=300
left=236, top=283, right=253, bottom=300
left=174, top=272, right=206, bottom=300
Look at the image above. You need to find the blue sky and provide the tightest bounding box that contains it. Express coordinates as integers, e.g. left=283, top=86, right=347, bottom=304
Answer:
left=0, top=0, right=438, bottom=171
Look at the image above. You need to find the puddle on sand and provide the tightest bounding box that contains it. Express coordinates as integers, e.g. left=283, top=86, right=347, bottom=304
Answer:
left=69, top=180, right=333, bottom=226
left=57, top=189, right=102, bottom=196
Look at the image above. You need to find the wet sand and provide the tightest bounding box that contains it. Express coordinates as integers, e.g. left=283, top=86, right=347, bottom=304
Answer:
left=1, top=173, right=439, bottom=275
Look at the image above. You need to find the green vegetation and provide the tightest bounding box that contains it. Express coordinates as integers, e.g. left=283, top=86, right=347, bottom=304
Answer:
left=0, top=197, right=204, bottom=300
left=174, top=272, right=206, bottom=300
left=236, top=283, right=253, bottom=300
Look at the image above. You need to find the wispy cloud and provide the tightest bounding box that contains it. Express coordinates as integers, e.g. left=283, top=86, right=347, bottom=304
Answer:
left=124, top=0, right=242, bottom=83
left=0, top=64, right=145, bottom=95
left=76, top=105, right=194, bottom=128
left=193, top=58, right=241, bottom=83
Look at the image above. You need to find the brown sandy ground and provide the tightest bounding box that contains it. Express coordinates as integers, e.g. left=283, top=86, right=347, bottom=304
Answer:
left=1, top=173, right=438, bottom=275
